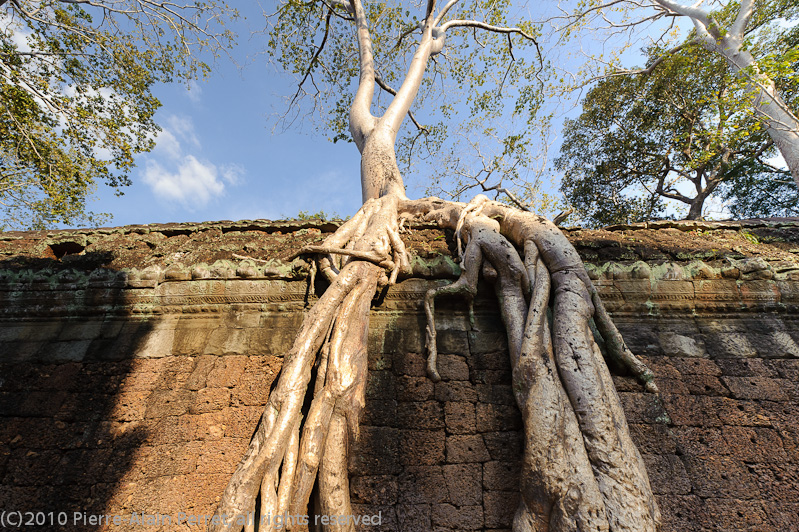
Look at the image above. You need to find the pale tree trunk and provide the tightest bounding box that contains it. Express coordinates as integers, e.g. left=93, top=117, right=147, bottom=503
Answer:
left=211, top=2, right=661, bottom=531
left=654, top=0, right=799, bottom=187
left=712, top=42, right=799, bottom=188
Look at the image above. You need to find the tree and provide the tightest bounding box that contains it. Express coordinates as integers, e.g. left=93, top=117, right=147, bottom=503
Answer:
left=212, top=2, right=661, bottom=531
left=549, top=0, right=799, bottom=188
left=0, top=0, right=235, bottom=229
left=557, top=42, right=797, bottom=226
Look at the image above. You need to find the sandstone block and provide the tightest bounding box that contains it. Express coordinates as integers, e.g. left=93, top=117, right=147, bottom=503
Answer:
left=397, top=401, right=444, bottom=430
left=442, top=463, right=481, bottom=506
left=476, top=403, right=522, bottom=433
left=483, top=491, right=518, bottom=529
left=398, top=466, right=447, bottom=504
left=436, top=354, right=470, bottom=381
left=432, top=503, right=482, bottom=530
left=206, top=355, right=247, bottom=388
left=395, top=504, right=430, bottom=532
left=444, top=402, right=476, bottom=434
left=400, top=430, right=445, bottom=466
left=446, top=434, right=490, bottom=463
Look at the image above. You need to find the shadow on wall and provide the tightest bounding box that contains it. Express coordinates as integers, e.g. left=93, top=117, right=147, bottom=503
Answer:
left=0, top=252, right=155, bottom=531
left=0, top=248, right=291, bottom=531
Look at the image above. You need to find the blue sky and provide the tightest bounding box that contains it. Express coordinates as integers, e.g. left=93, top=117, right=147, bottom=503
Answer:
left=92, top=5, right=364, bottom=227
left=87, top=2, right=704, bottom=227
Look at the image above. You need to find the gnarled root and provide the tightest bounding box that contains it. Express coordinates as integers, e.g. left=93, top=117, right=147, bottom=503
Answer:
left=215, top=192, right=660, bottom=532
left=211, top=196, right=405, bottom=532
left=416, top=196, right=661, bottom=532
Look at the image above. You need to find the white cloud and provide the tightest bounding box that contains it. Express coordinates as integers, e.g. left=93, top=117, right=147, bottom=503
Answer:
left=142, top=114, right=243, bottom=209
left=153, top=128, right=183, bottom=160
left=165, top=114, right=200, bottom=148
left=143, top=155, right=228, bottom=208
left=187, top=80, right=203, bottom=103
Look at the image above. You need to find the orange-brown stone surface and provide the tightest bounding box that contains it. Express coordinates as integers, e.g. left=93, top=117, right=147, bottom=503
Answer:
left=1, top=218, right=799, bottom=531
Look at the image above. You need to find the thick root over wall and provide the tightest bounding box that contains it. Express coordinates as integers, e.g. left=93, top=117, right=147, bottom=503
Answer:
left=210, top=195, right=661, bottom=532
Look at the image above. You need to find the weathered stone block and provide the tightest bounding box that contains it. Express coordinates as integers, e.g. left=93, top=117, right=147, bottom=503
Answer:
left=400, top=430, right=445, bottom=466
left=722, top=376, right=789, bottom=401
left=203, top=327, right=250, bottom=356
left=442, top=463, right=481, bottom=506
left=393, top=352, right=427, bottom=377
left=432, top=503, right=482, bottom=530
left=47, top=340, right=92, bottom=362
left=468, top=350, right=508, bottom=370
left=682, top=455, right=761, bottom=498
left=206, top=355, right=247, bottom=388
left=396, top=376, right=434, bottom=401
left=483, top=491, right=518, bottom=529
left=366, top=370, right=396, bottom=400
left=56, top=320, right=103, bottom=342
left=483, top=461, right=520, bottom=492
left=436, top=330, right=469, bottom=354
left=669, top=357, right=721, bottom=376
left=482, top=431, right=523, bottom=462
left=659, top=331, right=707, bottom=358
left=350, top=475, right=399, bottom=505
left=194, top=437, right=249, bottom=475
left=444, top=402, right=476, bottom=434
left=435, top=381, right=478, bottom=403
left=361, top=400, right=398, bottom=427
left=641, top=454, right=691, bottom=495
left=436, top=354, right=470, bottom=381
left=446, top=434, right=490, bottom=463
left=467, top=331, right=508, bottom=356
left=143, top=389, right=193, bottom=419
left=395, top=503, right=431, bottom=532
left=184, top=355, right=216, bottom=390
left=396, top=401, right=444, bottom=430
left=476, top=403, right=522, bottom=433
left=476, top=384, right=516, bottom=405
left=110, top=391, right=150, bottom=422
left=172, top=326, right=214, bottom=356
left=398, top=466, right=446, bottom=504
left=188, top=388, right=231, bottom=414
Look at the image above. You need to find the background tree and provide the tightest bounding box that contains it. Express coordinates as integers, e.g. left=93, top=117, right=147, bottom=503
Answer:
left=549, top=0, right=799, bottom=187
left=213, top=2, right=661, bottom=531
left=0, top=0, right=235, bottom=229
left=557, top=42, right=797, bottom=226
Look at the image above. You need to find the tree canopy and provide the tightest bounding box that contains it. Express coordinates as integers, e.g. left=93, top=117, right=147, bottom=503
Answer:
left=548, top=0, right=799, bottom=190
left=265, top=0, right=554, bottom=211
left=0, top=0, right=235, bottom=229
left=556, top=39, right=798, bottom=226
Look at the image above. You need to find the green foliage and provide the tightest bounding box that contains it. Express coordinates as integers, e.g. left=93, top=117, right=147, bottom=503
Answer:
left=556, top=40, right=798, bottom=227
left=293, top=209, right=346, bottom=221
left=0, top=0, right=236, bottom=229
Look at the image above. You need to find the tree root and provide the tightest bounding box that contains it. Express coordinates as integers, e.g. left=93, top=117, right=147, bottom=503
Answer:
left=212, top=194, right=661, bottom=532
left=210, top=196, right=403, bottom=532
left=415, top=195, right=661, bottom=531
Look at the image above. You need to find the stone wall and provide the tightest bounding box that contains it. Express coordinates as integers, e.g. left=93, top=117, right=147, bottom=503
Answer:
left=1, top=219, right=798, bottom=531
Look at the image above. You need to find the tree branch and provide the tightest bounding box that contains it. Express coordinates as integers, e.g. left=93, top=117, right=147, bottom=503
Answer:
left=348, top=0, right=378, bottom=150
left=374, top=74, right=428, bottom=133
left=729, top=0, right=755, bottom=41
left=288, top=9, right=333, bottom=111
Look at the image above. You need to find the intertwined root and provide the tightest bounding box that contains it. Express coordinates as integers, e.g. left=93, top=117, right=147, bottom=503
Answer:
left=420, top=196, right=661, bottom=531
left=213, top=194, right=660, bottom=532
left=211, top=196, right=406, bottom=532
